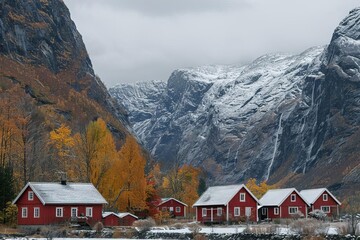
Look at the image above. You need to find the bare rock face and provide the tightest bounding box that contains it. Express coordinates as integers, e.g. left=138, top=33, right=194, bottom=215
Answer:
left=0, top=0, right=129, bottom=137
left=110, top=8, right=360, bottom=194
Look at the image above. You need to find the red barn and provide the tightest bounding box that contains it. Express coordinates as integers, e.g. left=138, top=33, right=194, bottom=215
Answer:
left=102, top=212, right=138, bottom=227
left=158, top=198, right=187, bottom=218
left=12, top=182, right=107, bottom=226
left=259, top=188, right=309, bottom=220
left=193, top=184, right=259, bottom=223
left=300, top=188, right=341, bottom=218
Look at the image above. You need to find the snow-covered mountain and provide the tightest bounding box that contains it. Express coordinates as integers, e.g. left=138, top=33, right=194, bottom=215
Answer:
left=110, top=8, right=360, bottom=193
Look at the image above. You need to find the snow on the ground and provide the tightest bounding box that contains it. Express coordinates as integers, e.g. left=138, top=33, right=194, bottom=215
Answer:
left=150, top=226, right=246, bottom=234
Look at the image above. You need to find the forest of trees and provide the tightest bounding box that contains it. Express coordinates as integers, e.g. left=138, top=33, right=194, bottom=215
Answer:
left=0, top=85, right=202, bottom=223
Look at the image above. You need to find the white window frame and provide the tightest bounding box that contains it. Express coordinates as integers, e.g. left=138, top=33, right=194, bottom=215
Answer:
left=321, top=206, right=330, bottom=213
left=202, top=208, right=207, bottom=217
left=289, top=207, right=298, bottom=214
left=56, top=207, right=63, bottom=217
left=262, top=208, right=267, bottom=215
left=86, top=207, right=93, bottom=217
left=175, top=206, right=181, bottom=213
left=22, top=207, right=28, bottom=218
left=290, top=194, right=296, bottom=202
left=71, top=207, right=78, bottom=217
left=28, top=191, right=34, bottom=201
left=217, top=207, right=222, bottom=216
left=274, top=207, right=279, bottom=215
left=323, top=194, right=328, bottom=201
left=169, top=207, right=174, bottom=212
left=240, top=193, right=246, bottom=202
left=234, top=207, right=240, bottom=216
left=34, top=207, right=40, bottom=218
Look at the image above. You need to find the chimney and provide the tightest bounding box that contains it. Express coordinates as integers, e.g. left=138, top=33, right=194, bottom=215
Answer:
left=60, top=172, right=67, bottom=185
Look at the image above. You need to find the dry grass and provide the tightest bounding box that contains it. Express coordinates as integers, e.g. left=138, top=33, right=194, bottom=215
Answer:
left=0, top=224, right=22, bottom=234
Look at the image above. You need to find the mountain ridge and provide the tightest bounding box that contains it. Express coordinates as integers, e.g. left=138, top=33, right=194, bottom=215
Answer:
left=110, top=7, right=360, bottom=196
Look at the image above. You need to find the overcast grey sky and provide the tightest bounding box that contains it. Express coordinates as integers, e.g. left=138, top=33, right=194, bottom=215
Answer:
left=63, top=0, right=359, bottom=87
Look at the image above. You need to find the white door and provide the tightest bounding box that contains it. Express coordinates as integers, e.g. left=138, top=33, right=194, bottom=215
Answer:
left=245, top=207, right=251, bottom=217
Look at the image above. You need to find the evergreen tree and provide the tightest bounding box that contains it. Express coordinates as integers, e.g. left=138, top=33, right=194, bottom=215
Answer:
left=0, top=164, right=15, bottom=223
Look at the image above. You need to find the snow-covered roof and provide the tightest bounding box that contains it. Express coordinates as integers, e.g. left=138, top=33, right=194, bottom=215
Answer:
left=193, top=184, right=259, bottom=207
left=13, top=182, right=107, bottom=205
left=259, top=188, right=308, bottom=207
left=159, top=198, right=188, bottom=207
left=102, top=211, right=138, bottom=219
left=300, top=188, right=341, bottom=205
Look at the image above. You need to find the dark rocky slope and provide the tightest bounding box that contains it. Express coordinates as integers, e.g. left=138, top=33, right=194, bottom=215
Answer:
left=0, top=0, right=129, bottom=133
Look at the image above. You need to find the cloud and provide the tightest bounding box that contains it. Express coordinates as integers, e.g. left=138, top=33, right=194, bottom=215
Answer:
left=63, top=0, right=359, bottom=87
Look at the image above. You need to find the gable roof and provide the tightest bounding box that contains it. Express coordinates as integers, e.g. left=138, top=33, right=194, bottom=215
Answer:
left=159, top=198, right=188, bottom=207
left=13, top=182, right=107, bottom=205
left=300, top=188, right=341, bottom=205
left=259, top=188, right=309, bottom=207
left=193, top=184, right=259, bottom=207
left=102, top=211, right=138, bottom=219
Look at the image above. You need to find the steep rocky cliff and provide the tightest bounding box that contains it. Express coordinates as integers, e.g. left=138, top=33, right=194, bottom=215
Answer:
left=110, top=8, right=360, bottom=195
left=0, top=0, right=128, bottom=133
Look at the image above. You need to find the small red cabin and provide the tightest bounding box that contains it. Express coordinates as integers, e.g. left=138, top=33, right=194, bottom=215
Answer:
left=102, top=212, right=138, bottom=227
left=12, top=182, right=107, bottom=226
left=259, top=188, right=309, bottom=220
left=300, top=188, right=341, bottom=218
left=193, top=184, right=259, bottom=223
left=158, top=198, right=187, bottom=218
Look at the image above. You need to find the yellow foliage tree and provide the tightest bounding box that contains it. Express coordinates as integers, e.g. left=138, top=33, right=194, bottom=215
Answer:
left=105, top=136, right=147, bottom=212
left=161, top=164, right=200, bottom=215
left=49, top=124, right=75, bottom=174
left=74, top=118, right=117, bottom=186
left=245, top=178, right=274, bottom=199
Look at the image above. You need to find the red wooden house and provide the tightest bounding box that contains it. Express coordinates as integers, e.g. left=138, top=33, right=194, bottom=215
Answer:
left=102, top=212, right=138, bottom=227
left=193, top=184, right=259, bottom=223
left=259, top=188, right=309, bottom=220
left=158, top=198, right=188, bottom=218
left=12, top=182, right=107, bottom=226
left=300, top=188, right=341, bottom=218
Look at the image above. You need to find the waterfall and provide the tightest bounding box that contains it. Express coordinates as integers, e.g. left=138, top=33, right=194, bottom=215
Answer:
left=265, top=113, right=283, bottom=181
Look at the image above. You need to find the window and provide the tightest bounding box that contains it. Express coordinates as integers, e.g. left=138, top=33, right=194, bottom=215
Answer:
left=323, top=194, right=328, bottom=201
left=202, top=208, right=207, bottom=217
left=176, top=207, right=181, bottom=213
left=22, top=207, right=28, bottom=218
left=240, top=193, right=246, bottom=202
left=34, top=207, right=40, bottom=218
left=274, top=207, right=279, bottom=215
left=56, top=207, right=63, bottom=217
left=234, top=207, right=240, bottom=216
left=262, top=208, right=267, bottom=215
left=290, top=194, right=296, bottom=202
left=86, top=207, right=93, bottom=217
left=71, top=207, right=78, bottom=217
left=289, top=207, right=298, bottom=214
left=321, top=206, right=330, bottom=213
left=162, top=207, right=167, bottom=211
left=169, top=207, right=174, bottom=212
left=217, top=208, right=222, bottom=216
left=28, top=191, right=34, bottom=201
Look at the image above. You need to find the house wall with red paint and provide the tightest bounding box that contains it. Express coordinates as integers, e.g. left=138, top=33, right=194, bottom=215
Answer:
left=119, top=215, right=137, bottom=226
left=16, top=186, right=103, bottom=226
left=261, top=190, right=308, bottom=220
left=103, top=214, right=119, bottom=227
left=158, top=199, right=186, bottom=217
left=195, top=188, right=258, bottom=223
left=311, top=192, right=339, bottom=217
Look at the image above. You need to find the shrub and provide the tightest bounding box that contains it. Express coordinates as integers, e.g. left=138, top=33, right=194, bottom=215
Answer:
left=133, top=218, right=156, bottom=232
left=93, top=221, right=104, bottom=233
left=188, top=222, right=201, bottom=234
